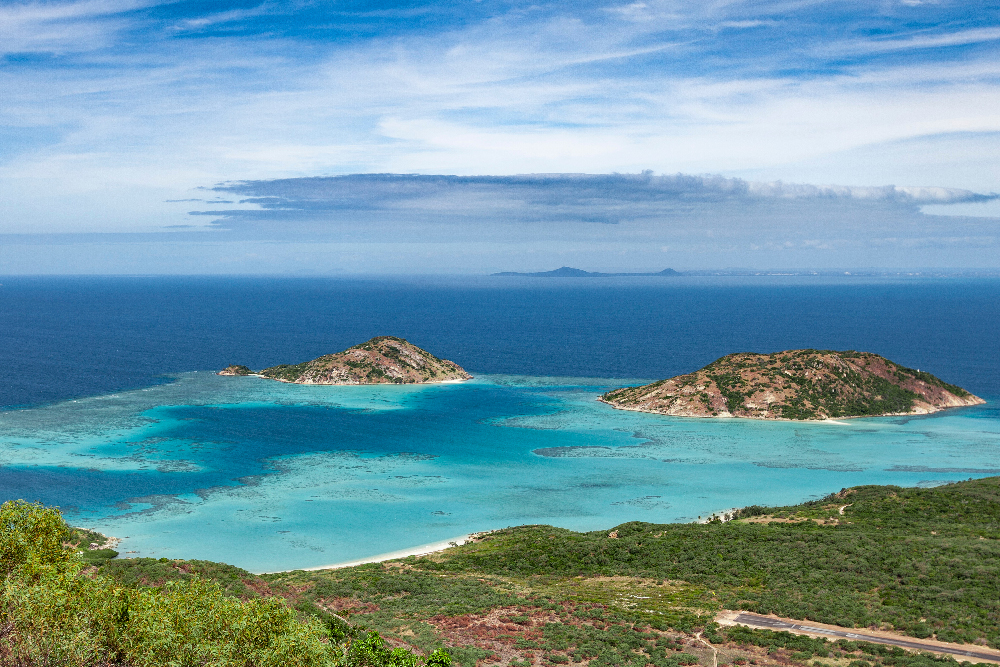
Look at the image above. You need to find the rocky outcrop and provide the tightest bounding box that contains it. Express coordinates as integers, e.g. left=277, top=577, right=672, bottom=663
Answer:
left=600, top=350, right=984, bottom=420
left=218, top=365, right=253, bottom=376
left=254, top=336, right=471, bottom=385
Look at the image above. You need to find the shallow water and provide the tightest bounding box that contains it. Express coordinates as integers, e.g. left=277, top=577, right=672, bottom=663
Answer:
left=2, top=371, right=997, bottom=573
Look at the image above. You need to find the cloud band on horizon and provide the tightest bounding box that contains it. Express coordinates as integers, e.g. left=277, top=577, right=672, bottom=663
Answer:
left=187, top=172, right=999, bottom=253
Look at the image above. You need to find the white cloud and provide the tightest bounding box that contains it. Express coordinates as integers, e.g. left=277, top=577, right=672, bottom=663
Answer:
left=833, top=26, right=1000, bottom=55
left=1, top=0, right=998, bottom=252
left=0, top=0, right=162, bottom=54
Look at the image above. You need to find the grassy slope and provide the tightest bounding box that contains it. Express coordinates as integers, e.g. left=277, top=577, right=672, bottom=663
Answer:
left=96, top=478, right=1000, bottom=667
left=422, top=478, right=1000, bottom=644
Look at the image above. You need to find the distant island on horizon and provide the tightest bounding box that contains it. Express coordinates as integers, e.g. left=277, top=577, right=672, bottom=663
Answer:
left=491, top=267, right=1000, bottom=277
left=493, top=266, right=681, bottom=277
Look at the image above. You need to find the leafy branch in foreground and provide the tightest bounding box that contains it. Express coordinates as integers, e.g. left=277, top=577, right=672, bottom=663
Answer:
left=0, top=500, right=451, bottom=667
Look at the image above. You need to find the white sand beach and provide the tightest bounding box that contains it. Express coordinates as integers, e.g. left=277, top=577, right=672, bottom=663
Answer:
left=290, top=534, right=476, bottom=572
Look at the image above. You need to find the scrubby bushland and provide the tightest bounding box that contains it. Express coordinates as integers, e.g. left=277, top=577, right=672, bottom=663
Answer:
left=422, top=478, right=1000, bottom=648
left=0, top=500, right=451, bottom=667
left=4, top=477, right=999, bottom=666
left=716, top=625, right=989, bottom=667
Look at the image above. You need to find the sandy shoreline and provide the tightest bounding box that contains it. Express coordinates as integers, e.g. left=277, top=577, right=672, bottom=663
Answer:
left=267, top=534, right=476, bottom=573
left=223, top=373, right=473, bottom=386
left=697, top=508, right=740, bottom=523
left=597, top=398, right=917, bottom=423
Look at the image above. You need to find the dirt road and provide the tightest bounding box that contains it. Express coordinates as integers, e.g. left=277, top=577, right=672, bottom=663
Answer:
left=720, top=612, right=1000, bottom=664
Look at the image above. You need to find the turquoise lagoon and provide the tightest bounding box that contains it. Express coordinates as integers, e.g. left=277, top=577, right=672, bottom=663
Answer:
left=1, top=372, right=998, bottom=573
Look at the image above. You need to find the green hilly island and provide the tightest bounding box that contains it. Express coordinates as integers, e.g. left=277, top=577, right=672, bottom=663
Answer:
left=219, top=336, right=472, bottom=385
left=601, top=350, right=984, bottom=420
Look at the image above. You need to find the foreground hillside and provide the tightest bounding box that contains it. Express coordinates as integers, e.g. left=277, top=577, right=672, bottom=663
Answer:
left=601, top=349, right=983, bottom=420
left=3, top=478, right=998, bottom=666
left=221, top=336, right=471, bottom=385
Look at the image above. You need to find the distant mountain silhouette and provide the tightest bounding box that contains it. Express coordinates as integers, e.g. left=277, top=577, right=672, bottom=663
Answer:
left=493, top=266, right=681, bottom=277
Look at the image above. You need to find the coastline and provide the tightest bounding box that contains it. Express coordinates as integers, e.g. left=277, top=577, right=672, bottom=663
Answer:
left=269, top=533, right=477, bottom=573
left=224, top=373, right=473, bottom=386
left=697, top=508, right=740, bottom=523
left=596, top=396, right=982, bottom=422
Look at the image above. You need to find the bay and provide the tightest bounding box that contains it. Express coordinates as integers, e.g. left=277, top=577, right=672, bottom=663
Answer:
left=1, top=275, right=998, bottom=572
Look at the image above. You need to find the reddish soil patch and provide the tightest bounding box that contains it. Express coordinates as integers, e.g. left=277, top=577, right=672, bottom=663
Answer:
left=427, top=606, right=560, bottom=666
left=241, top=578, right=313, bottom=604
left=316, top=596, right=381, bottom=614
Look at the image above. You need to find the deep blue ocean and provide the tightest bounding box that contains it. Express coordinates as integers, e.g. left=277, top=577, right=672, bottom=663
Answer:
left=1, top=275, right=998, bottom=571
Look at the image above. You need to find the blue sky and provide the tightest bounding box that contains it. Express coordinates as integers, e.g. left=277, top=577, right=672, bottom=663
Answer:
left=1, top=0, right=999, bottom=273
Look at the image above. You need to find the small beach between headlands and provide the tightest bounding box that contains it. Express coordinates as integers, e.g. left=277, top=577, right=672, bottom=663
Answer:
left=272, top=497, right=818, bottom=571
left=285, top=533, right=479, bottom=573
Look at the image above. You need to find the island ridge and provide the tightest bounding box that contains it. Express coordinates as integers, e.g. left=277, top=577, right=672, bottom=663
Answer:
left=219, top=336, right=471, bottom=385
left=600, top=349, right=984, bottom=420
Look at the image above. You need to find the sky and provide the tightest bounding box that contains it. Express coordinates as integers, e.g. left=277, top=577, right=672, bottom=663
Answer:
left=1, top=0, right=999, bottom=273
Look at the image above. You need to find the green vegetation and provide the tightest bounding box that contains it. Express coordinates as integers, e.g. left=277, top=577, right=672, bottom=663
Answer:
left=716, top=626, right=985, bottom=667
left=424, top=478, right=1000, bottom=647
left=4, top=478, right=999, bottom=666
left=261, top=360, right=316, bottom=382
left=773, top=363, right=918, bottom=419
left=220, top=365, right=254, bottom=376
left=65, top=525, right=121, bottom=566
left=99, top=557, right=265, bottom=597
left=899, top=367, right=971, bottom=398
left=255, top=336, right=469, bottom=385
left=708, top=373, right=750, bottom=413
left=246, top=479, right=999, bottom=666
left=0, top=500, right=451, bottom=667
left=259, top=564, right=713, bottom=667
left=602, top=350, right=981, bottom=420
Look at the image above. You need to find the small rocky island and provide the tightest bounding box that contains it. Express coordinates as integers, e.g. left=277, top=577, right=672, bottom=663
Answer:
left=218, top=365, right=253, bottom=376
left=219, top=336, right=471, bottom=385
left=600, top=350, right=984, bottom=420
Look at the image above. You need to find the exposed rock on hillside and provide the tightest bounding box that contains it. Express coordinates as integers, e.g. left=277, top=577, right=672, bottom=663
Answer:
left=600, top=350, right=984, bottom=420
left=255, top=336, right=471, bottom=385
left=218, top=365, right=253, bottom=376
